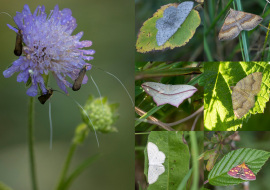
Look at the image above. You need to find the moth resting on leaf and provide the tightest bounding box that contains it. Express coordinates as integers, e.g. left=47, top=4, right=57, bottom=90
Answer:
left=227, top=162, right=256, bottom=180
left=218, top=8, right=263, bottom=41
left=231, top=72, right=262, bottom=119
left=155, top=1, right=194, bottom=46
left=147, top=142, right=166, bottom=184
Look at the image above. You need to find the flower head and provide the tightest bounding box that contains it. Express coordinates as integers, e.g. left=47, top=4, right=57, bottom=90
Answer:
left=80, top=95, right=119, bottom=134
left=3, top=4, right=95, bottom=96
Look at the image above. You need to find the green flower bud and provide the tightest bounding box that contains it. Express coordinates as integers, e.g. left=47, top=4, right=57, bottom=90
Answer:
left=80, top=95, right=119, bottom=133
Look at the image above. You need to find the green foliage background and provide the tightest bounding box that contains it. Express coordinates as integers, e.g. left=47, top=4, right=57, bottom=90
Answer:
left=0, top=0, right=134, bottom=189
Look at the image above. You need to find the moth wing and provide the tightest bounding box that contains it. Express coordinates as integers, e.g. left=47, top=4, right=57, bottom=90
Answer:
left=241, top=167, right=256, bottom=181
left=239, top=12, right=263, bottom=31
left=156, top=6, right=179, bottom=46
left=147, top=142, right=166, bottom=164
left=142, top=82, right=197, bottom=107
left=235, top=72, right=262, bottom=95
left=148, top=165, right=165, bottom=184
left=231, top=72, right=262, bottom=118
left=227, top=165, right=241, bottom=178
left=232, top=87, right=255, bottom=119
left=176, top=1, right=194, bottom=27
left=218, top=10, right=241, bottom=41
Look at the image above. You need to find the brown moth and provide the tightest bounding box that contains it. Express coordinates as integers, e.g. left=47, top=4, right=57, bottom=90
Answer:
left=14, top=29, right=23, bottom=56
left=218, top=9, right=263, bottom=41
left=72, top=65, right=87, bottom=91
left=38, top=89, right=54, bottom=104
left=231, top=72, right=262, bottom=119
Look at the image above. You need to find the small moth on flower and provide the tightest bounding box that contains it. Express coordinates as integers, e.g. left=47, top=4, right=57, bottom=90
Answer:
left=3, top=5, right=95, bottom=96
left=72, top=65, right=89, bottom=91
left=227, top=162, right=256, bottom=180
left=38, top=89, right=54, bottom=104
left=14, top=29, right=23, bottom=56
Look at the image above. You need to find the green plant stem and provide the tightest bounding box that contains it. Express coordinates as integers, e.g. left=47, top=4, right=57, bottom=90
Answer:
left=55, top=143, right=77, bottom=190
left=235, top=0, right=250, bottom=61
left=190, top=131, right=198, bottom=190
left=28, top=97, right=38, bottom=190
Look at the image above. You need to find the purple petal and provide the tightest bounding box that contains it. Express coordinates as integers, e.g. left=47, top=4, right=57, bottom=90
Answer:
left=27, top=84, right=38, bottom=96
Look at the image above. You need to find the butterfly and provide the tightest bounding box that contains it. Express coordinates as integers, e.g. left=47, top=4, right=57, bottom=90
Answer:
left=227, top=162, right=256, bottom=180
left=147, top=142, right=166, bottom=184
left=231, top=72, right=262, bottom=119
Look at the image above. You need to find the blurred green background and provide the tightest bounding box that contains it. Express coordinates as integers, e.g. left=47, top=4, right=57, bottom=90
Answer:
left=135, top=0, right=204, bottom=62
left=0, top=0, right=134, bottom=190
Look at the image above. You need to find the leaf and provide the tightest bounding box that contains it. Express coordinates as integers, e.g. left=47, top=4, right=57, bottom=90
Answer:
left=141, top=82, right=197, bottom=107
left=206, top=151, right=219, bottom=171
left=136, top=4, right=201, bottom=53
left=144, top=131, right=190, bottom=190
left=208, top=148, right=270, bottom=186
left=176, top=168, right=193, bottom=190
left=200, top=62, right=270, bottom=131
left=0, top=182, right=12, bottom=190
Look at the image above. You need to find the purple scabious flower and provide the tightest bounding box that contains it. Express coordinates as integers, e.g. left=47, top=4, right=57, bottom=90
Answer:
left=3, top=4, right=95, bottom=96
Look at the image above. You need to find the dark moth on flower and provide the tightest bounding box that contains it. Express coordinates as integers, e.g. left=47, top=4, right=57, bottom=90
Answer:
left=3, top=4, right=95, bottom=96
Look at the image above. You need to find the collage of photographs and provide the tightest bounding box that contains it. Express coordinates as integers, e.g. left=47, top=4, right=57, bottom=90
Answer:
left=0, top=0, right=270, bottom=190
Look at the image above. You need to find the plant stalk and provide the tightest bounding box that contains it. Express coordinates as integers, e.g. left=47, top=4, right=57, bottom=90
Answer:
left=55, top=143, right=77, bottom=190
left=28, top=97, right=38, bottom=190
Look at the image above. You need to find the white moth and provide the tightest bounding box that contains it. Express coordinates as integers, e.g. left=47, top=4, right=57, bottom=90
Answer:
left=156, top=1, right=194, bottom=46
left=147, top=142, right=166, bottom=184
left=141, top=82, right=197, bottom=107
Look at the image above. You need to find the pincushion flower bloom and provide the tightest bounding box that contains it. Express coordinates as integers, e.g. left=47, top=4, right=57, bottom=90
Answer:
left=3, top=4, right=95, bottom=96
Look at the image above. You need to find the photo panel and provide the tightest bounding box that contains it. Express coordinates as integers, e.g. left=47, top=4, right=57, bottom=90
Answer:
left=205, top=0, right=270, bottom=61
left=136, top=0, right=204, bottom=62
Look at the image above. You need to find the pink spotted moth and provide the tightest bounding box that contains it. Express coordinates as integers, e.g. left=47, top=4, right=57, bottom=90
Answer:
left=227, top=162, right=256, bottom=180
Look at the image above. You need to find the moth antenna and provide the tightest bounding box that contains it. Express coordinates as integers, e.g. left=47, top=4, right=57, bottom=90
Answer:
left=51, top=89, right=100, bottom=147
left=89, top=74, right=104, bottom=112
left=0, top=12, right=13, bottom=20
left=49, top=100, right=53, bottom=150
left=137, top=94, right=148, bottom=107
left=259, top=24, right=270, bottom=31
left=263, top=2, right=269, bottom=15
left=72, top=98, right=100, bottom=147
left=92, top=65, right=134, bottom=107
left=223, top=9, right=231, bottom=22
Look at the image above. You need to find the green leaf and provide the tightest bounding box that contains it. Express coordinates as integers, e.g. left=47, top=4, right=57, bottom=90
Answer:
left=0, top=182, right=12, bottom=190
left=135, top=105, right=165, bottom=127
left=144, top=131, right=190, bottom=190
left=200, top=62, right=270, bottom=131
left=208, top=148, right=270, bottom=186
left=177, top=168, right=193, bottom=190
left=135, top=86, right=144, bottom=97
left=136, top=4, right=201, bottom=53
